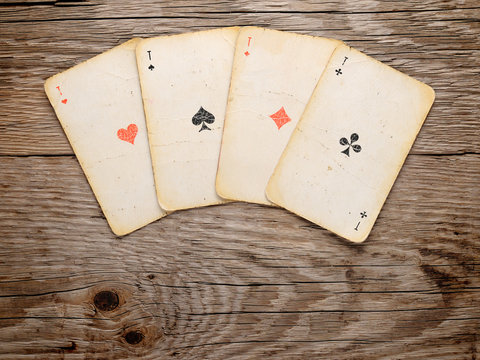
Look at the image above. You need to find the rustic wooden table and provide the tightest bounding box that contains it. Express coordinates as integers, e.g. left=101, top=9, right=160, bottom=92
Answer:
left=1, top=1, right=479, bottom=359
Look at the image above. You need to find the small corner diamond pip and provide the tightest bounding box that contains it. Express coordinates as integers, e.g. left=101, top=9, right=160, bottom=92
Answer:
left=269, top=107, right=292, bottom=130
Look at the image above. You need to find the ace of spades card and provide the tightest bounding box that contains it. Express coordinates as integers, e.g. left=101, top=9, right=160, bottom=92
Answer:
left=44, top=38, right=166, bottom=236
left=136, top=27, right=239, bottom=211
left=266, top=44, right=435, bottom=243
left=216, top=27, right=342, bottom=206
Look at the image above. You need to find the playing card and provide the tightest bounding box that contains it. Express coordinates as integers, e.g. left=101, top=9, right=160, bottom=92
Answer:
left=44, top=38, right=166, bottom=236
left=136, top=27, right=239, bottom=211
left=216, top=27, right=341, bottom=205
left=266, top=44, right=435, bottom=242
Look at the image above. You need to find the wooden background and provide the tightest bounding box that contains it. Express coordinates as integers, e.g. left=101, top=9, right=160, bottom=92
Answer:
left=1, top=0, right=479, bottom=358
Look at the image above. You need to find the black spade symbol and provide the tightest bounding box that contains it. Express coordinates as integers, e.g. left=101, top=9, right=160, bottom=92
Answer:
left=192, top=107, right=215, bottom=132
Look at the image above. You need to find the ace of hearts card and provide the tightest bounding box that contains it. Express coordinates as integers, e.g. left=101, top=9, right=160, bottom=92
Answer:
left=45, top=38, right=166, bottom=236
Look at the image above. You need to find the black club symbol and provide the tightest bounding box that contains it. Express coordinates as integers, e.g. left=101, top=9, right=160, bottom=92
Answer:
left=360, top=211, right=367, bottom=218
left=340, top=133, right=362, bottom=157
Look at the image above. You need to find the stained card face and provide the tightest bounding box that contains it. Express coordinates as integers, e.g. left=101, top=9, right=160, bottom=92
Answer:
left=216, top=27, right=341, bottom=205
left=266, top=45, right=435, bottom=242
left=45, top=38, right=166, bottom=236
left=136, top=27, right=239, bottom=211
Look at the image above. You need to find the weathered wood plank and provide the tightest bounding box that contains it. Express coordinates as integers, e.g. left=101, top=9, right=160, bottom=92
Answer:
left=0, top=9, right=478, bottom=155
left=0, top=155, right=478, bottom=359
left=0, top=0, right=479, bottom=21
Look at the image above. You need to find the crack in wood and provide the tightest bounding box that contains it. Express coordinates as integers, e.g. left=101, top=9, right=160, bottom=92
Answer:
left=0, top=0, right=91, bottom=6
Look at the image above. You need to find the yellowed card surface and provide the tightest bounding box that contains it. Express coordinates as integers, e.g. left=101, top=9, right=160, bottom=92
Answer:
left=216, top=27, right=341, bottom=205
left=137, top=28, right=239, bottom=211
left=45, top=39, right=166, bottom=236
left=267, top=45, right=435, bottom=242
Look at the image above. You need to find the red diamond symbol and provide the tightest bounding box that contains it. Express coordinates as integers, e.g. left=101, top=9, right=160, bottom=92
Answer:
left=244, top=51, right=250, bottom=56
left=269, top=106, right=291, bottom=130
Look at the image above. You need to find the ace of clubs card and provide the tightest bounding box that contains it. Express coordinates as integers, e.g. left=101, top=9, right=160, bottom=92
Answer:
left=267, top=44, right=435, bottom=242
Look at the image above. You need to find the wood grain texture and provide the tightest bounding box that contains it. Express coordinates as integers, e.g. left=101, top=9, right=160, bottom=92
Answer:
left=0, top=2, right=479, bottom=155
left=1, top=155, right=479, bottom=358
left=0, top=0, right=479, bottom=359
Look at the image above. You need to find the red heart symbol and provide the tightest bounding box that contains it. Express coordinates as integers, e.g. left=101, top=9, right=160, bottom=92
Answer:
left=61, top=99, right=67, bottom=104
left=117, top=124, right=138, bottom=145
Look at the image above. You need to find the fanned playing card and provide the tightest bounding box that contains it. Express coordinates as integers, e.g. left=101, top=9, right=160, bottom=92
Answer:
left=45, top=38, right=166, bottom=236
left=266, top=44, right=435, bottom=242
left=136, top=27, right=239, bottom=211
left=216, top=27, right=341, bottom=205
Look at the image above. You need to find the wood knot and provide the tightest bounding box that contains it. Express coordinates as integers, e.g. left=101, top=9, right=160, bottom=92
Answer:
left=345, top=268, right=355, bottom=280
left=93, top=290, right=119, bottom=311
left=124, top=330, right=144, bottom=345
